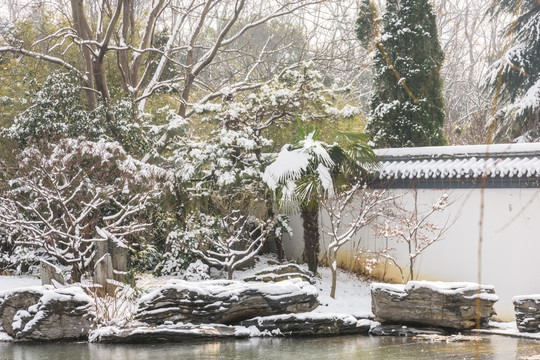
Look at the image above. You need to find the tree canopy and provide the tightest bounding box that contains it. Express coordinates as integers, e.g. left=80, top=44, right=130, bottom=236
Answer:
left=485, top=0, right=540, bottom=142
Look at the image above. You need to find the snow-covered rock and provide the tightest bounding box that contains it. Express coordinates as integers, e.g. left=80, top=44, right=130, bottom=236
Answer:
left=90, top=323, right=250, bottom=343
left=371, top=281, right=498, bottom=330
left=241, top=313, right=373, bottom=336
left=243, top=264, right=314, bottom=284
left=513, top=295, right=540, bottom=333
left=0, top=285, right=95, bottom=341
left=135, top=278, right=319, bottom=325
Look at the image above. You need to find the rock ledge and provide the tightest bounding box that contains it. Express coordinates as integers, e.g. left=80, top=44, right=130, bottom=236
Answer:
left=371, top=281, right=498, bottom=330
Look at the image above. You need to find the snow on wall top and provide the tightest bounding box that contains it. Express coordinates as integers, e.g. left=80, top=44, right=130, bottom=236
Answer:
left=373, top=143, right=540, bottom=180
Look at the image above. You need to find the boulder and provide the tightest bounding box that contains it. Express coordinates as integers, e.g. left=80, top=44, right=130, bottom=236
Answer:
left=241, top=313, right=373, bottom=336
left=0, top=286, right=45, bottom=336
left=371, top=281, right=498, bottom=330
left=135, top=278, right=319, bottom=325
left=91, top=324, right=250, bottom=343
left=513, top=295, right=540, bottom=332
left=243, top=264, right=314, bottom=284
left=0, top=285, right=95, bottom=341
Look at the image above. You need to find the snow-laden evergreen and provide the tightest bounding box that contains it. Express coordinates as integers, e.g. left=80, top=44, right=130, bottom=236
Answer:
left=485, top=0, right=540, bottom=142
left=358, top=0, right=446, bottom=148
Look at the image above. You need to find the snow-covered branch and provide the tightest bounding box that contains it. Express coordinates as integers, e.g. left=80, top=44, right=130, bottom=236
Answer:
left=376, top=192, right=451, bottom=282
left=321, top=183, right=399, bottom=298
left=0, top=138, right=166, bottom=281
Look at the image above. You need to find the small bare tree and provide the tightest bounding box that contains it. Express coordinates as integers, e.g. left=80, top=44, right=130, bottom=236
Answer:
left=321, top=183, right=398, bottom=298
left=377, top=192, right=450, bottom=282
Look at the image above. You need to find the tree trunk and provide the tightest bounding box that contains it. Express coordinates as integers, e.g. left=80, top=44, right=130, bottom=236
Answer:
left=301, top=205, right=319, bottom=274
left=329, top=248, right=337, bottom=299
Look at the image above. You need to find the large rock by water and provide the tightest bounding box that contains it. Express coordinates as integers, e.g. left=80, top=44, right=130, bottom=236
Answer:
left=135, top=278, right=319, bottom=325
left=513, top=295, right=540, bottom=332
left=91, top=324, right=250, bottom=343
left=241, top=313, right=373, bottom=336
left=0, top=285, right=95, bottom=341
left=371, top=281, right=498, bottom=330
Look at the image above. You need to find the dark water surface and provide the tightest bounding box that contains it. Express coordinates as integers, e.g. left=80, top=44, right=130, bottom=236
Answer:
left=1, top=335, right=539, bottom=360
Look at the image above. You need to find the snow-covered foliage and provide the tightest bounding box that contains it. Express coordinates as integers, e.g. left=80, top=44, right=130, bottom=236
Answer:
left=183, top=260, right=210, bottom=281
left=0, top=236, right=46, bottom=275
left=485, top=0, right=540, bottom=142
left=4, top=72, right=151, bottom=155
left=0, top=138, right=168, bottom=281
left=263, top=131, right=336, bottom=213
left=155, top=214, right=220, bottom=276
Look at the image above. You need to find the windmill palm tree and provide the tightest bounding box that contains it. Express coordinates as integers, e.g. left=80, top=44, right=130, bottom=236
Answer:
left=263, top=127, right=377, bottom=274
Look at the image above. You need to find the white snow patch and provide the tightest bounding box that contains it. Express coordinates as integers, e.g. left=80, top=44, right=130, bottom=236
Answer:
left=0, top=276, right=41, bottom=291
left=478, top=321, right=540, bottom=340
left=0, top=331, right=13, bottom=341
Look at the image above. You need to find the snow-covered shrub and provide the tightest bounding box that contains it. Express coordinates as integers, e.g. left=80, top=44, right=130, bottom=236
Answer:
left=0, top=137, right=169, bottom=281
left=87, top=283, right=142, bottom=327
left=183, top=260, right=210, bottom=281
left=4, top=72, right=151, bottom=155
left=192, top=212, right=283, bottom=280
left=376, top=192, right=450, bottom=281
left=0, top=242, right=44, bottom=275
left=155, top=214, right=219, bottom=276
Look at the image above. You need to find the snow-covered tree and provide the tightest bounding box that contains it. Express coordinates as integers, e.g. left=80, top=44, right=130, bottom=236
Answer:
left=4, top=72, right=151, bottom=156
left=485, top=0, right=540, bottom=142
left=357, top=0, right=446, bottom=147
left=264, top=127, right=376, bottom=274
left=377, top=192, right=450, bottom=281
left=0, top=138, right=168, bottom=281
left=321, top=183, right=397, bottom=298
left=192, top=212, right=288, bottom=280
left=156, top=68, right=338, bottom=273
left=264, top=131, right=335, bottom=274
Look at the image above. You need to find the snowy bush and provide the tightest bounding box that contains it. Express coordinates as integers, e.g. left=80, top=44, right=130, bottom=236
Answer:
left=155, top=214, right=219, bottom=276
left=4, top=72, right=151, bottom=155
left=0, top=137, right=169, bottom=281
left=183, top=260, right=210, bottom=281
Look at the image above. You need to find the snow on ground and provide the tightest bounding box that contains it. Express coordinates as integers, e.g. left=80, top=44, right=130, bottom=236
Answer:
left=0, top=275, right=40, bottom=291
left=478, top=321, right=540, bottom=340
left=232, top=255, right=373, bottom=318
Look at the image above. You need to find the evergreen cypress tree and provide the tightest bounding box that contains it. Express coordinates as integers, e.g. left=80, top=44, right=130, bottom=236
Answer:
left=357, top=0, right=446, bottom=148
left=485, top=0, right=540, bottom=142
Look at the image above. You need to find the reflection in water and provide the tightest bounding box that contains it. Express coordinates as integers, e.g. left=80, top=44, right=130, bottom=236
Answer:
left=0, top=335, right=539, bottom=360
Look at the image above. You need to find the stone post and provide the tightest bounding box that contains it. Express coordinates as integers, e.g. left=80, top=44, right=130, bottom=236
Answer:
left=39, top=259, right=65, bottom=286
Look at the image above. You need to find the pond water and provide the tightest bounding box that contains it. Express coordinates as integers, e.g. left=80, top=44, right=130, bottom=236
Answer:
left=1, top=335, right=539, bottom=360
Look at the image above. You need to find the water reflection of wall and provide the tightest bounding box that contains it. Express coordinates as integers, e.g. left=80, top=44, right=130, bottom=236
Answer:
left=285, top=187, right=540, bottom=321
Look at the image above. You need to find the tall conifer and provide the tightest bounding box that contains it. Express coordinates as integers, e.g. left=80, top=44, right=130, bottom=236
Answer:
left=357, top=0, right=446, bottom=148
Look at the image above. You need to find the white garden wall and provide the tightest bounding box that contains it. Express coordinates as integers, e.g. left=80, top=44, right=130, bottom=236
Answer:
left=285, top=187, right=540, bottom=320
